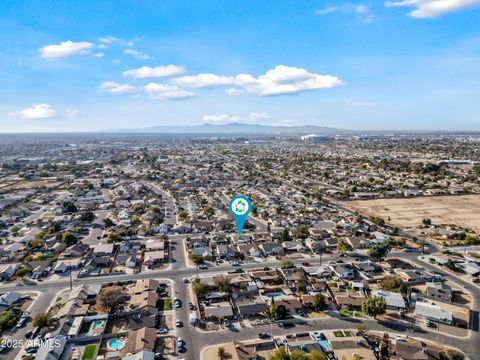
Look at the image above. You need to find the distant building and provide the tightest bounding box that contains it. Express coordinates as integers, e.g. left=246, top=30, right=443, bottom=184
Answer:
left=300, top=134, right=333, bottom=142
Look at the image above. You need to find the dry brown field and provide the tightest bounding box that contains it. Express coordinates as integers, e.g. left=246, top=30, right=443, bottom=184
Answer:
left=0, top=179, right=62, bottom=190
left=347, top=195, right=480, bottom=232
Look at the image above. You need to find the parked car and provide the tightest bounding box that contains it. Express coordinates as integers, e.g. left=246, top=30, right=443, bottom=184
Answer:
left=258, top=332, right=270, bottom=339
left=279, top=321, right=295, bottom=328
left=223, top=319, right=230, bottom=327
left=175, top=320, right=183, bottom=327
left=25, top=330, right=33, bottom=338
left=198, top=264, right=208, bottom=270
left=157, top=328, right=168, bottom=334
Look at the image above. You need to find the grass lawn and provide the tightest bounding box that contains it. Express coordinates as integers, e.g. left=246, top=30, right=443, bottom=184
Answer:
left=82, top=344, right=96, bottom=360
left=333, top=330, right=353, bottom=338
left=338, top=309, right=366, bottom=318
left=159, top=298, right=173, bottom=311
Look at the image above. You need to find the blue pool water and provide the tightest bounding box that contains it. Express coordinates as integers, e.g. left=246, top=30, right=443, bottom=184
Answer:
left=107, top=338, right=125, bottom=351
left=263, top=292, right=284, bottom=298
left=91, top=320, right=105, bottom=330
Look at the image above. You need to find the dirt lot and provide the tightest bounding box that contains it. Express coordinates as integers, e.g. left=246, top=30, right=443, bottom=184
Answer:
left=347, top=195, right=480, bottom=232
left=0, top=179, right=62, bottom=190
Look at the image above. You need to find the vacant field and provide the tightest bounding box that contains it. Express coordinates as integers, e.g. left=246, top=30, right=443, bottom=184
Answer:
left=348, top=195, right=480, bottom=232
left=0, top=179, right=62, bottom=190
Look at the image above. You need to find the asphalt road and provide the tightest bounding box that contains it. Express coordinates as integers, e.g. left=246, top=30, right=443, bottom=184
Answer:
left=143, top=182, right=177, bottom=226
left=2, top=174, right=479, bottom=359
left=0, top=290, right=57, bottom=360
left=82, top=209, right=110, bottom=246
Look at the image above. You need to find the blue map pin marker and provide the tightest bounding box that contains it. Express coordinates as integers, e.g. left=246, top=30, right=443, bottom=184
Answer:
left=229, top=195, right=251, bottom=237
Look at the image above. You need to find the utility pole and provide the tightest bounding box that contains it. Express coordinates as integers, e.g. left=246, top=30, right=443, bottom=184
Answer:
left=319, top=244, right=323, bottom=266
left=69, top=260, right=73, bottom=290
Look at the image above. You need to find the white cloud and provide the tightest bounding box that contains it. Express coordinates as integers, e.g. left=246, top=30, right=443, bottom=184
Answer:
left=356, top=5, right=369, bottom=13
left=202, top=114, right=241, bottom=124
left=9, top=104, right=56, bottom=119
left=313, top=6, right=338, bottom=15
left=123, top=48, right=152, bottom=60
left=123, top=65, right=185, bottom=79
left=98, top=35, right=134, bottom=46
left=143, top=83, right=195, bottom=100
left=248, top=112, right=271, bottom=120
left=385, top=0, right=480, bottom=18
left=93, top=52, right=104, bottom=58
left=171, top=73, right=236, bottom=88
left=40, top=41, right=94, bottom=59
left=238, top=65, right=343, bottom=96
left=225, top=88, right=246, bottom=95
left=202, top=112, right=271, bottom=124
left=314, top=3, right=375, bottom=22
left=171, top=65, right=342, bottom=96
left=98, top=81, right=137, bottom=94
left=347, top=100, right=374, bottom=107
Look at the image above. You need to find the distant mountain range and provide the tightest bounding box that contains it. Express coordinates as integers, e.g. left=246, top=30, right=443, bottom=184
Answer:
left=105, top=122, right=346, bottom=135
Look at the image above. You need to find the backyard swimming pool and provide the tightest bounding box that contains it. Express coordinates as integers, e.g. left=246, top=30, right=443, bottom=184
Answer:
left=91, top=319, right=105, bottom=330
left=107, top=338, right=126, bottom=351
left=263, top=292, right=285, bottom=299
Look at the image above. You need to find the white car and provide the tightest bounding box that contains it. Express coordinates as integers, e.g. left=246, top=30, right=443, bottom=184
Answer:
left=157, top=328, right=168, bottom=334
left=175, top=320, right=182, bottom=327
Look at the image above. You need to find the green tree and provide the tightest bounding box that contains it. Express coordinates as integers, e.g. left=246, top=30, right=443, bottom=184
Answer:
left=337, top=238, right=349, bottom=252
left=15, top=267, right=28, bottom=279
left=202, top=206, right=214, bottom=219
left=214, top=275, right=231, bottom=293
left=445, top=258, right=456, bottom=271
left=280, top=227, right=291, bottom=242
left=178, top=208, right=188, bottom=221
left=61, top=231, right=78, bottom=246
left=103, top=218, right=114, bottom=228
left=62, top=201, right=78, bottom=213
left=291, top=350, right=306, bottom=360
left=80, top=211, right=95, bottom=222
left=189, top=253, right=205, bottom=265
left=313, top=293, right=326, bottom=310
left=130, top=215, right=141, bottom=226
left=266, top=303, right=288, bottom=321
left=270, top=348, right=290, bottom=360
left=280, top=259, right=294, bottom=269
left=441, top=349, right=465, bottom=360
left=379, top=276, right=404, bottom=292
left=192, top=279, right=209, bottom=298
left=362, top=296, right=387, bottom=319
left=307, top=351, right=326, bottom=360
left=367, top=242, right=392, bottom=262
left=10, top=226, right=20, bottom=237
left=32, top=312, right=53, bottom=329
left=294, top=225, right=310, bottom=239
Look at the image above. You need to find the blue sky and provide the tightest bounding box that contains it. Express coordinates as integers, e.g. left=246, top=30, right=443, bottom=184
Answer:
left=1, top=0, right=480, bottom=132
